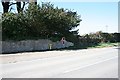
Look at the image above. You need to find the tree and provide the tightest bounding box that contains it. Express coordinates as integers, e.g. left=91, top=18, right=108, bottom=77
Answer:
left=16, top=0, right=37, bottom=13
left=1, top=0, right=10, bottom=13
left=16, top=2, right=21, bottom=13
left=29, top=0, right=37, bottom=5
left=1, top=0, right=36, bottom=13
left=16, top=1, right=26, bottom=13
left=2, top=2, right=82, bottom=41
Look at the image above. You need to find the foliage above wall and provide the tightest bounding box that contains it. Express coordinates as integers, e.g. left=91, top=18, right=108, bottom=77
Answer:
left=2, top=3, right=82, bottom=41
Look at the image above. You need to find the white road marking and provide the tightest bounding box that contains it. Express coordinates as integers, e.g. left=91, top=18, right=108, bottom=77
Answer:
left=63, top=56, right=118, bottom=73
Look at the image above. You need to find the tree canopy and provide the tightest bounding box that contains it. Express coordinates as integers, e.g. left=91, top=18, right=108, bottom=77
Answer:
left=1, top=0, right=37, bottom=13
left=2, top=3, right=82, bottom=41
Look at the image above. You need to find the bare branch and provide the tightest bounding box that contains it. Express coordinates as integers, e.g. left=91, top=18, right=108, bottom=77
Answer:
left=21, top=2, right=25, bottom=11
left=9, top=2, right=17, bottom=6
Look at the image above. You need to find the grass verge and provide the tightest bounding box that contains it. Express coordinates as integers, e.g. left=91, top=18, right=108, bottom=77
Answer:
left=60, top=42, right=119, bottom=51
left=88, top=42, right=119, bottom=48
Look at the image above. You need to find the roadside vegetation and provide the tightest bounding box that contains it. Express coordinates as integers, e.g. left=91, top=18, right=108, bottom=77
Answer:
left=88, top=42, right=119, bottom=48
left=77, top=31, right=120, bottom=48
left=1, top=1, right=120, bottom=51
left=1, top=2, right=81, bottom=42
left=62, top=31, right=120, bottom=50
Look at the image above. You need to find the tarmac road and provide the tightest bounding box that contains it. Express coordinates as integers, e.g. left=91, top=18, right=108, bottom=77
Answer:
left=1, top=47, right=118, bottom=78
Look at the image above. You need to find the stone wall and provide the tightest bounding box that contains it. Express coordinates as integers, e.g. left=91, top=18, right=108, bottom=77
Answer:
left=1, top=39, right=74, bottom=53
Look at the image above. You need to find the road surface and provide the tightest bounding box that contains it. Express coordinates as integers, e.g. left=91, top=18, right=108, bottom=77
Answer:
left=0, top=47, right=118, bottom=78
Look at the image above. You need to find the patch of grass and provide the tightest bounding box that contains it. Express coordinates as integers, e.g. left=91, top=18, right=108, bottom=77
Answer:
left=88, top=42, right=119, bottom=48
left=59, top=42, right=119, bottom=51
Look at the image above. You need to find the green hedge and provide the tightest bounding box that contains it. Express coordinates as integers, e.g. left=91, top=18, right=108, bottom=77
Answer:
left=77, top=31, right=120, bottom=48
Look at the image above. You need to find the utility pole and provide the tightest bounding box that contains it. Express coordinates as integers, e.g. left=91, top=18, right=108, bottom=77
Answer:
left=105, top=25, right=108, bottom=33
